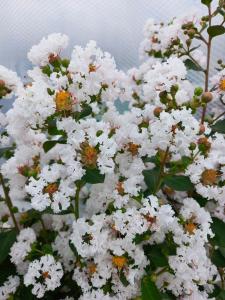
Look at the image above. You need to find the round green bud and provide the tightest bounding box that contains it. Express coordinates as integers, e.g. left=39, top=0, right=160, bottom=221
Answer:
left=194, top=87, right=203, bottom=96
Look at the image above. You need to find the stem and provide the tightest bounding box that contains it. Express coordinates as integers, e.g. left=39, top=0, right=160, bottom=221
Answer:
left=155, top=146, right=170, bottom=193
left=212, top=111, right=225, bottom=123
left=155, top=266, right=168, bottom=276
left=201, top=4, right=212, bottom=124
left=0, top=172, right=19, bottom=233
left=180, top=46, right=205, bottom=73
left=40, top=217, right=47, bottom=231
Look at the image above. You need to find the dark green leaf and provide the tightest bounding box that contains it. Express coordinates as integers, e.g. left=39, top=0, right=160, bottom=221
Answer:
left=211, top=119, right=225, bottom=134
left=15, top=284, right=35, bottom=300
left=141, top=276, right=162, bottom=300
left=43, top=139, right=66, bottom=153
left=134, top=231, right=151, bottom=245
left=77, top=104, right=92, bottom=120
left=184, top=59, right=202, bottom=71
left=211, top=217, right=225, bottom=247
left=207, top=25, right=225, bottom=38
left=82, top=168, right=105, bottom=184
left=144, top=244, right=168, bottom=268
left=0, top=229, right=17, bottom=264
left=143, top=167, right=161, bottom=194
left=47, top=119, right=65, bottom=136
left=163, top=175, right=194, bottom=191
left=0, top=258, right=16, bottom=285
left=119, top=271, right=129, bottom=287
left=160, top=292, right=176, bottom=300
left=211, top=248, right=225, bottom=267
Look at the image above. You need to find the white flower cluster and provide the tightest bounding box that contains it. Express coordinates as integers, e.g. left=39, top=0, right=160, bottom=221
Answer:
left=0, top=276, right=20, bottom=300
left=0, top=5, right=225, bottom=299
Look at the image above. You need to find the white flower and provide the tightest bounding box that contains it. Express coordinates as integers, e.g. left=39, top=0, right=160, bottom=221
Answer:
left=0, top=276, right=20, bottom=300
left=10, top=228, right=36, bottom=267
left=28, top=33, right=69, bottom=66
left=24, top=255, right=63, bottom=298
left=0, top=65, right=23, bottom=97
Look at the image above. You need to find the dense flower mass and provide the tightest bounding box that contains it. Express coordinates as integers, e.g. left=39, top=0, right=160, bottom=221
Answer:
left=0, top=1, right=225, bottom=299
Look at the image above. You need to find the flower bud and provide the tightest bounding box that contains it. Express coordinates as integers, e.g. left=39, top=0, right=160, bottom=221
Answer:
left=189, top=142, right=196, bottom=151
left=199, top=124, right=205, bottom=134
left=0, top=79, right=5, bottom=88
left=201, top=92, right=213, bottom=103
left=153, top=107, right=163, bottom=117
left=194, top=87, right=203, bottom=96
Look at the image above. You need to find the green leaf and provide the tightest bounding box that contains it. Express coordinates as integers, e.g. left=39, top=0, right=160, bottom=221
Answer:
left=77, top=104, right=92, bottom=120
left=43, top=139, right=66, bottom=153
left=211, top=217, right=225, bottom=247
left=47, top=119, right=65, bottom=136
left=201, top=0, right=212, bottom=5
left=141, top=276, right=162, bottom=300
left=163, top=175, right=194, bottom=191
left=184, top=59, right=202, bottom=71
left=211, top=119, right=225, bottom=134
left=119, top=271, right=129, bottom=287
left=207, top=25, right=225, bottom=38
left=143, top=167, right=161, bottom=194
left=0, top=258, right=16, bottom=285
left=134, top=231, right=151, bottom=245
left=217, top=290, right=225, bottom=300
left=211, top=248, right=225, bottom=267
left=144, top=244, right=168, bottom=268
left=82, top=168, right=105, bottom=184
left=0, top=229, right=17, bottom=264
left=160, top=292, right=176, bottom=300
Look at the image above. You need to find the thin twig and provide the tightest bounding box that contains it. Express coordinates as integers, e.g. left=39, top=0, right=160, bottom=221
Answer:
left=0, top=172, right=19, bottom=233
left=201, top=4, right=212, bottom=124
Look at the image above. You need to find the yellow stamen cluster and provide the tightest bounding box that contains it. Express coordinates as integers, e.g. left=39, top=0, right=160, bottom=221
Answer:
left=219, top=78, right=225, bottom=91
left=55, top=90, right=72, bottom=112
left=116, top=181, right=125, bottom=196
left=88, top=263, right=97, bottom=275
left=42, top=271, right=51, bottom=279
left=112, top=256, right=127, bottom=269
left=185, top=223, right=197, bottom=235
left=127, top=142, right=139, bottom=156
left=89, top=64, right=97, bottom=73
left=81, top=142, right=98, bottom=168
left=43, top=183, right=58, bottom=195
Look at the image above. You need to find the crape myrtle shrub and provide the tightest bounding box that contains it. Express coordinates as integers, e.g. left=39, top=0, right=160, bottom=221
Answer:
left=0, top=1, right=225, bottom=299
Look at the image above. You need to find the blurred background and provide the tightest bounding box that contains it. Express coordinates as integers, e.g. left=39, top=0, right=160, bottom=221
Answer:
left=0, top=0, right=224, bottom=112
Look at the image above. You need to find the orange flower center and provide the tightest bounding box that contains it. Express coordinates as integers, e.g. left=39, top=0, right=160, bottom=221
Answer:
left=144, top=214, right=157, bottom=225
left=185, top=223, right=197, bottom=235
left=116, top=181, right=125, bottom=195
left=201, top=169, right=218, bottom=186
left=88, top=263, right=97, bottom=275
left=89, top=64, right=97, bottom=73
left=127, top=142, right=139, bottom=156
left=219, top=78, right=225, bottom=91
left=44, top=183, right=58, bottom=195
left=112, top=256, right=127, bottom=269
left=81, top=142, right=98, bottom=168
left=42, top=271, right=51, bottom=279
left=55, top=90, right=72, bottom=111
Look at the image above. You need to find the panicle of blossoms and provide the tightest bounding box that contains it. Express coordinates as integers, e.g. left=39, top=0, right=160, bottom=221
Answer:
left=0, top=3, right=225, bottom=299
